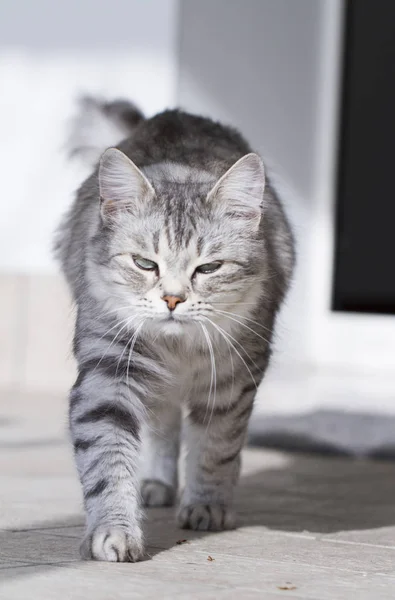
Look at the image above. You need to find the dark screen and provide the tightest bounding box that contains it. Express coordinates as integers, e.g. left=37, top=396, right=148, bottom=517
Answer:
left=333, top=0, right=395, bottom=314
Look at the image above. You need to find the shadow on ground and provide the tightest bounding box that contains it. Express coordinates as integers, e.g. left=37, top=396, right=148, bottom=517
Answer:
left=2, top=450, right=395, bottom=582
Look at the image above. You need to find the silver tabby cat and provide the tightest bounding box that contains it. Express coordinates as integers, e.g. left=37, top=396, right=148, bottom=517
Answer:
left=55, top=97, right=295, bottom=562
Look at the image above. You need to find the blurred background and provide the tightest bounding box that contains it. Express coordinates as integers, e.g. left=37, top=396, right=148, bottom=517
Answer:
left=0, top=0, right=394, bottom=456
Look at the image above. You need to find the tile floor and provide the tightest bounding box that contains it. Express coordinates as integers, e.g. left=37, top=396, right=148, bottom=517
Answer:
left=1, top=389, right=395, bottom=599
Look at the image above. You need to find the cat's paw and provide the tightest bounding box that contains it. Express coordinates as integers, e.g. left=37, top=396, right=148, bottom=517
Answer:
left=80, top=525, right=144, bottom=562
left=177, top=504, right=236, bottom=531
left=141, top=479, right=176, bottom=507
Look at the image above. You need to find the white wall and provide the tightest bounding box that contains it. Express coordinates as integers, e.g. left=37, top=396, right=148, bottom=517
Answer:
left=0, top=0, right=179, bottom=273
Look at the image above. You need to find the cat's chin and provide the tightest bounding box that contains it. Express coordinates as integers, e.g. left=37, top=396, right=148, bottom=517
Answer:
left=159, top=319, right=189, bottom=336
left=150, top=315, right=198, bottom=337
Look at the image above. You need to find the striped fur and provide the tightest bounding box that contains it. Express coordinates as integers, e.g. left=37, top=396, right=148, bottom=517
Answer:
left=55, top=101, right=295, bottom=562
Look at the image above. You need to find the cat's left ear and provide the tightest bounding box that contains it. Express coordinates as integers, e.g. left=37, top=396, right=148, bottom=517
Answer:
left=99, top=148, right=154, bottom=220
left=207, top=153, right=265, bottom=230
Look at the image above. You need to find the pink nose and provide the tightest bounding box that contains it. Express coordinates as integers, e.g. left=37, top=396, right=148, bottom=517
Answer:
left=162, top=295, right=186, bottom=311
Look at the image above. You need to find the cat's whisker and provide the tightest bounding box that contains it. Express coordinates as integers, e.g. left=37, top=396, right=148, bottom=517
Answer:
left=80, top=313, right=139, bottom=365
left=227, top=334, right=236, bottom=407
left=210, top=302, right=261, bottom=306
left=210, top=311, right=270, bottom=345
left=102, top=303, right=150, bottom=318
left=212, top=308, right=273, bottom=334
left=200, top=316, right=258, bottom=390
left=202, top=320, right=235, bottom=416
left=199, top=322, right=217, bottom=427
left=90, top=316, right=141, bottom=376
left=115, top=318, right=142, bottom=376
left=82, top=313, right=129, bottom=338
left=126, top=319, right=146, bottom=398
left=206, top=329, right=219, bottom=430
left=206, top=317, right=261, bottom=375
left=101, top=306, right=132, bottom=317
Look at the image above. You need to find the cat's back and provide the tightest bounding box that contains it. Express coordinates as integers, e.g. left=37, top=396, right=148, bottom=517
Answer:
left=118, top=109, right=252, bottom=175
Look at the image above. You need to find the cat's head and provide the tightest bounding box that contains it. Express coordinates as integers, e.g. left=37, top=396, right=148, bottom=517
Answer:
left=92, top=148, right=268, bottom=336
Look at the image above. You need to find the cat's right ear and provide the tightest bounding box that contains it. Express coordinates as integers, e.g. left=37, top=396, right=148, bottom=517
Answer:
left=99, top=148, right=154, bottom=220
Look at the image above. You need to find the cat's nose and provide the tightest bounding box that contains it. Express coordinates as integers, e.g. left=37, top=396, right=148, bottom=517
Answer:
left=162, top=294, right=186, bottom=311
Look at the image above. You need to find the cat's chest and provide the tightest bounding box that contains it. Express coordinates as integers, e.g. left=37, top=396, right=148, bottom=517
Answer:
left=151, top=335, right=208, bottom=370
left=153, top=337, right=230, bottom=397
left=158, top=344, right=210, bottom=378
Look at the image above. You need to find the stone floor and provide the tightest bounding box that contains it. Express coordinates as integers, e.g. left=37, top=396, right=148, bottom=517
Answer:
left=1, top=390, right=395, bottom=599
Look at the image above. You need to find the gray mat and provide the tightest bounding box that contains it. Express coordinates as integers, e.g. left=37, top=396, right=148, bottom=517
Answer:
left=248, top=410, right=395, bottom=458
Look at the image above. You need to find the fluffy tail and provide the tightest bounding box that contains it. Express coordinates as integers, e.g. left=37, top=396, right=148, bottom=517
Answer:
left=66, top=96, right=145, bottom=167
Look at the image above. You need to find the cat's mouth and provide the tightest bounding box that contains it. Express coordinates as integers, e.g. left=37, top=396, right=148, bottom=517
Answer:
left=158, top=312, right=196, bottom=326
left=166, top=312, right=187, bottom=322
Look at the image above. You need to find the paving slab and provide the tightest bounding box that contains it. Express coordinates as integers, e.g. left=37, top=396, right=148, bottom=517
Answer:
left=1, top=389, right=395, bottom=599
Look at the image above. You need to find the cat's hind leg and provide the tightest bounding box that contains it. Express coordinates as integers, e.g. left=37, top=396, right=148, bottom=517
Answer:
left=140, top=402, right=181, bottom=507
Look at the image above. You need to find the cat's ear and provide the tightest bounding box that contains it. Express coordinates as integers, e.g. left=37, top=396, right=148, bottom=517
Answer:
left=99, top=148, right=154, bottom=219
left=207, top=153, right=265, bottom=230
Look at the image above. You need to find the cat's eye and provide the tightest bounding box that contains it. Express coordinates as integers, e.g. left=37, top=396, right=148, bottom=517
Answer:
left=133, top=256, right=158, bottom=271
left=194, top=261, right=223, bottom=275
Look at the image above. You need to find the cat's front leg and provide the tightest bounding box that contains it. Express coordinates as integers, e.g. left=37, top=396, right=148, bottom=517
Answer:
left=179, top=382, right=256, bottom=531
left=69, top=362, right=145, bottom=562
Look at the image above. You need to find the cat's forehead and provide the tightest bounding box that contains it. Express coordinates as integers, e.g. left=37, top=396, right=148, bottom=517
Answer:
left=155, top=221, right=223, bottom=263
left=126, top=206, right=224, bottom=265
left=143, top=166, right=217, bottom=255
